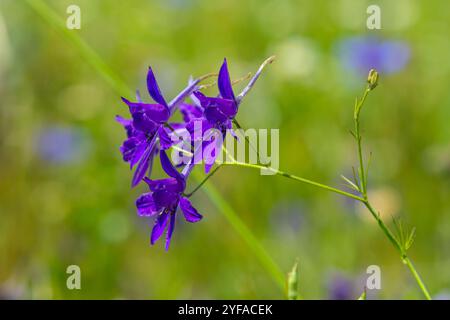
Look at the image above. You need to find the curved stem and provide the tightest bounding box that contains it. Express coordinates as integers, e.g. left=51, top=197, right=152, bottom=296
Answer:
left=224, top=162, right=365, bottom=202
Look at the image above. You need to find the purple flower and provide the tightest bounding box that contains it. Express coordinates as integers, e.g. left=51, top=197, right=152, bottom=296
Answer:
left=193, top=58, right=237, bottom=130
left=136, top=150, right=202, bottom=250
left=117, top=67, right=175, bottom=187
left=186, top=59, right=238, bottom=172
left=336, top=36, right=410, bottom=75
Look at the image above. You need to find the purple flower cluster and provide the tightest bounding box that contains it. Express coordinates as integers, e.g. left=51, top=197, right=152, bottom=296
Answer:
left=117, top=59, right=243, bottom=250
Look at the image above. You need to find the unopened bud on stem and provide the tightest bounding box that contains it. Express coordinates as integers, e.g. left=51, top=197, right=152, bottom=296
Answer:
left=367, top=69, right=379, bottom=90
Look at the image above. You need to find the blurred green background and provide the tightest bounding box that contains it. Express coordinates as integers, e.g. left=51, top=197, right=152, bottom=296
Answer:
left=0, top=0, right=449, bottom=299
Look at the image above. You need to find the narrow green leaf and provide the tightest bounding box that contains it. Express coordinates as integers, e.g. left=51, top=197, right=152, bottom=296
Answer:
left=405, top=227, right=416, bottom=250
left=287, top=260, right=299, bottom=300
left=341, top=174, right=360, bottom=192
left=352, top=166, right=360, bottom=190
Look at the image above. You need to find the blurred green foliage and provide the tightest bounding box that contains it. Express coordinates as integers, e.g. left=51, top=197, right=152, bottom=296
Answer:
left=0, top=0, right=449, bottom=299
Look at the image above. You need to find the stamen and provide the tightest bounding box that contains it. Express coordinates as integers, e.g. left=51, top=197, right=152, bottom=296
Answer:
left=197, top=72, right=252, bottom=90
left=231, top=72, right=252, bottom=85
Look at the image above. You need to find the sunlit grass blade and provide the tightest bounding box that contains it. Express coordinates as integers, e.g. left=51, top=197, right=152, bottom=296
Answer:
left=192, top=170, right=285, bottom=291
left=25, top=0, right=133, bottom=97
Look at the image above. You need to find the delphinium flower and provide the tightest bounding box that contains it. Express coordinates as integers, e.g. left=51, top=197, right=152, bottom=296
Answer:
left=117, top=68, right=171, bottom=187
left=117, top=67, right=210, bottom=187
left=136, top=150, right=202, bottom=250
left=183, top=56, right=275, bottom=173
left=181, top=59, right=238, bottom=173
left=119, top=57, right=273, bottom=250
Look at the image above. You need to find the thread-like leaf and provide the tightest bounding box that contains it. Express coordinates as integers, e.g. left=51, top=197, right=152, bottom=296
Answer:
left=405, top=227, right=416, bottom=250
left=341, top=174, right=360, bottom=192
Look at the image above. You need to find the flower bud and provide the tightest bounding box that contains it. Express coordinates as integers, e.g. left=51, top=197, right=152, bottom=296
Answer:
left=367, top=69, right=379, bottom=90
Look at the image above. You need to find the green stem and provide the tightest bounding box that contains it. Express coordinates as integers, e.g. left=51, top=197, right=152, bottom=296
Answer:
left=354, top=88, right=370, bottom=194
left=363, top=201, right=403, bottom=254
left=354, top=86, right=432, bottom=300
left=185, top=165, right=222, bottom=197
left=224, top=162, right=365, bottom=202
left=403, top=257, right=432, bottom=300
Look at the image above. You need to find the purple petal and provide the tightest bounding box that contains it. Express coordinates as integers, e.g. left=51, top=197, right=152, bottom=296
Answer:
left=151, top=211, right=169, bottom=245
left=115, top=115, right=132, bottom=127
left=185, top=118, right=212, bottom=140
left=129, top=138, right=150, bottom=168
left=179, top=103, right=203, bottom=123
left=146, top=145, right=157, bottom=178
left=204, top=106, right=228, bottom=123
left=120, top=137, right=141, bottom=164
left=136, top=192, right=160, bottom=216
left=122, top=97, right=170, bottom=124
left=131, top=112, right=158, bottom=133
left=160, top=150, right=183, bottom=180
left=145, top=177, right=184, bottom=193
left=218, top=58, right=235, bottom=101
left=210, top=98, right=237, bottom=117
left=165, top=213, right=176, bottom=250
left=116, top=115, right=137, bottom=138
left=167, top=122, right=185, bottom=130
left=152, top=190, right=178, bottom=208
left=180, top=197, right=203, bottom=223
left=131, top=136, right=157, bottom=187
left=193, top=92, right=237, bottom=119
left=158, top=126, right=173, bottom=150
left=147, top=67, right=168, bottom=107
left=203, top=137, right=223, bottom=173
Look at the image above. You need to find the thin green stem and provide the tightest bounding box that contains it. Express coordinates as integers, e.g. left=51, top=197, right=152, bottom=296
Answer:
left=354, top=88, right=370, bottom=194
left=362, top=201, right=403, bottom=254
left=185, top=165, right=222, bottom=197
left=403, top=257, right=432, bottom=300
left=224, top=162, right=365, bottom=202
left=354, top=84, right=432, bottom=300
